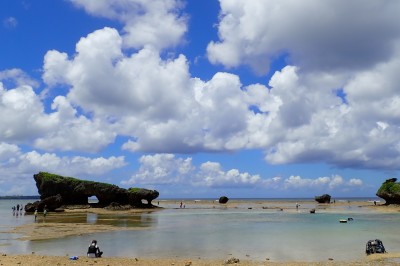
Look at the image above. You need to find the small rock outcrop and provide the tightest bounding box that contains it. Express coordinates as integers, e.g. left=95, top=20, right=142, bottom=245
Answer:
left=25, top=172, right=159, bottom=212
left=376, top=178, right=400, bottom=205
left=219, top=196, right=229, bottom=204
left=315, top=194, right=331, bottom=203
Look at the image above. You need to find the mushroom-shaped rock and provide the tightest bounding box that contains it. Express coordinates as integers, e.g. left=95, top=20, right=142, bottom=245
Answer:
left=315, top=194, right=331, bottom=203
left=25, top=172, right=159, bottom=212
left=128, top=188, right=159, bottom=207
left=219, top=196, right=229, bottom=204
left=376, top=178, right=400, bottom=205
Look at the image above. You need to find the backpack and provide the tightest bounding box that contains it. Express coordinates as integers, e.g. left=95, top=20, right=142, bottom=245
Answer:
left=88, top=244, right=97, bottom=254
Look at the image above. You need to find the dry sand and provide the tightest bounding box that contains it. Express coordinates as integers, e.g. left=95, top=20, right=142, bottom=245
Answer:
left=3, top=200, right=400, bottom=265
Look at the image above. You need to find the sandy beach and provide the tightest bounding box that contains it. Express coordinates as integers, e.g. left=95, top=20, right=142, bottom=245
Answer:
left=1, top=253, right=400, bottom=266
left=3, top=200, right=400, bottom=265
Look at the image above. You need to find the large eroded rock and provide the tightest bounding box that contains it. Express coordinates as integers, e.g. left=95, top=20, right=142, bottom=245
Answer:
left=376, top=178, right=400, bottom=205
left=25, top=172, right=159, bottom=212
left=315, top=194, right=331, bottom=203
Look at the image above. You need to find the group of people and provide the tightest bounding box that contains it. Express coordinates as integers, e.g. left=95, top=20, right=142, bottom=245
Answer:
left=33, top=205, right=48, bottom=221
left=12, top=204, right=24, bottom=215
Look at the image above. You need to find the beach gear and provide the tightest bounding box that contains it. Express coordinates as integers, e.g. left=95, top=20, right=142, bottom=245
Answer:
left=365, top=239, right=386, bottom=255
left=88, top=243, right=97, bottom=254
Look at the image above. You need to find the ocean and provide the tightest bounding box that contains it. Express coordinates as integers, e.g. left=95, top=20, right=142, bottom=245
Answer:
left=0, top=198, right=399, bottom=262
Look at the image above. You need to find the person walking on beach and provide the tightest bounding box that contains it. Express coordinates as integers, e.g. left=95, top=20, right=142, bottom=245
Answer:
left=87, top=240, right=103, bottom=258
left=34, top=209, right=38, bottom=221
left=43, top=206, right=47, bottom=218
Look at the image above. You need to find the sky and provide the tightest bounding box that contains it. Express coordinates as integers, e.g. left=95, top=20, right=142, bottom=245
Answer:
left=1, top=0, right=400, bottom=199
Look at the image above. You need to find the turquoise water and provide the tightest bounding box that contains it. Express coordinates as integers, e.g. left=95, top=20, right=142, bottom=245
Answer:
left=0, top=198, right=399, bottom=262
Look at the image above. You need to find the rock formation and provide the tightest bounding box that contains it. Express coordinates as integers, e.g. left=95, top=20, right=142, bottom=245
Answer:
left=219, top=196, right=229, bottom=204
left=315, top=194, right=331, bottom=203
left=376, top=178, right=400, bottom=205
left=25, top=172, right=159, bottom=212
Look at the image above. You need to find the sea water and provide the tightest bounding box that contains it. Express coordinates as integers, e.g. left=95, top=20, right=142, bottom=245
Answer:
left=0, top=198, right=399, bottom=262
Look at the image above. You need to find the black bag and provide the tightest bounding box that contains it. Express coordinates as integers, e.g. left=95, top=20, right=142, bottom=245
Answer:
left=366, top=239, right=386, bottom=255
left=88, top=244, right=97, bottom=254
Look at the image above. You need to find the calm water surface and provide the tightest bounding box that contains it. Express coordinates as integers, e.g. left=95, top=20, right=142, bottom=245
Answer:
left=1, top=198, right=399, bottom=262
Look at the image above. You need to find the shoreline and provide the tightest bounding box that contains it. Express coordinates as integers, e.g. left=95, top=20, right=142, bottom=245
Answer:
left=0, top=253, right=400, bottom=266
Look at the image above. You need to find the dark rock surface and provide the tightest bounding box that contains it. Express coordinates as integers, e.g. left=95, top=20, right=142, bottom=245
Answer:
left=219, top=196, right=229, bottom=204
left=315, top=194, right=331, bottom=203
left=25, top=172, right=159, bottom=212
left=376, top=178, right=400, bottom=205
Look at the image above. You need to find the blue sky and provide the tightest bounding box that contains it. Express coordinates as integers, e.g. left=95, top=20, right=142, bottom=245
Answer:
left=1, top=0, right=400, bottom=199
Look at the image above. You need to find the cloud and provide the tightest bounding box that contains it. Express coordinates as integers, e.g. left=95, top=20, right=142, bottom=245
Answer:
left=122, top=154, right=261, bottom=187
left=207, top=0, right=400, bottom=74
left=284, top=174, right=362, bottom=191
left=9, top=148, right=126, bottom=177
left=41, top=22, right=400, bottom=170
left=0, top=80, right=116, bottom=152
left=0, top=143, right=126, bottom=195
left=0, top=0, right=393, bottom=180
left=263, top=54, right=400, bottom=170
left=3, top=17, right=18, bottom=29
left=196, top=161, right=261, bottom=188
left=69, top=0, right=187, bottom=50
left=122, top=154, right=194, bottom=185
left=0, top=69, right=39, bottom=88
left=122, top=154, right=364, bottom=193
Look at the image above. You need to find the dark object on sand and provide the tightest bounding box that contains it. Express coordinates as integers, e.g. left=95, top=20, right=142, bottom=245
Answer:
left=314, top=194, right=331, bottom=203
left=366, top=239, right=386, bottom=255
left=219, top=196, right=229, bottom=204
left=310, top=209, right=315, bottom=213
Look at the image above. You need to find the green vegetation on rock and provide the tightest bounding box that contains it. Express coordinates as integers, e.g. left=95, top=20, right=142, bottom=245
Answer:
left=376, top=178, right=400, bottom=205
left=28, top=172, right=160, bottom=211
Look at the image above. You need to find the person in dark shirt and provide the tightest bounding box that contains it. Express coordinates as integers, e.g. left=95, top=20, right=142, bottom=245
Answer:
left=87, top=240, right=103, bottom=258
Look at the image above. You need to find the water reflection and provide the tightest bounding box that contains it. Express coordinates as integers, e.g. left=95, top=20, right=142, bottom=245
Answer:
left=86, top=213, right=97, bottom=224
left=40, top=212, right=157, bottom=228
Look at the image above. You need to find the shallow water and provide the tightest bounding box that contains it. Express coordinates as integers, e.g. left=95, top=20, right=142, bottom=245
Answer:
left=0, top=198, right=399, bottom=262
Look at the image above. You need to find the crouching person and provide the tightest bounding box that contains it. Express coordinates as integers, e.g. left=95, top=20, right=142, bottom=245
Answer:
left=87, top=240, right=103, bottom=258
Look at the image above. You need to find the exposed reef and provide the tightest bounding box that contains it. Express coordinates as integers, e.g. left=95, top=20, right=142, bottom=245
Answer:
left=376, top=178, right=400, bottom=205
left=25, top=172, right=159, bottom=212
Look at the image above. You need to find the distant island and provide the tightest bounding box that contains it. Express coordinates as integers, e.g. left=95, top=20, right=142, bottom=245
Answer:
left=0, top=195, right=40, bottom=199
